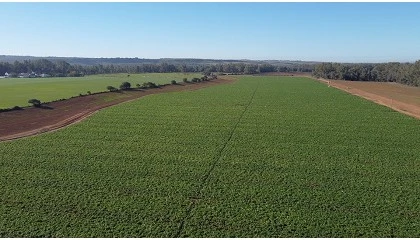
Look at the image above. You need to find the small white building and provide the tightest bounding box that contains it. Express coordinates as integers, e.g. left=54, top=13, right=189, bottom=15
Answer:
left=19, top=73, right=30, bottom=78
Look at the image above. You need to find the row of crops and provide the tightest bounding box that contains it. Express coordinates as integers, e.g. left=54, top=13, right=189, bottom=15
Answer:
left=0, top=76, right=419, bottom=237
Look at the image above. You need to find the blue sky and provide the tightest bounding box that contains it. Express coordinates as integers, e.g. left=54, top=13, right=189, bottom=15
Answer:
left=1, top=2, right=420, bottom=63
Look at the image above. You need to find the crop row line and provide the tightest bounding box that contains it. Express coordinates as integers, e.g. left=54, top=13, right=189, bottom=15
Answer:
left=174, top=82, right=260, bottom=237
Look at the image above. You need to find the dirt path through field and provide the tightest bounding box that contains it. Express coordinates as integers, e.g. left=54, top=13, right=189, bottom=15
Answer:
left=315, top=78, right=420, bottom=120
left=0, top=78, right=234, bottom=142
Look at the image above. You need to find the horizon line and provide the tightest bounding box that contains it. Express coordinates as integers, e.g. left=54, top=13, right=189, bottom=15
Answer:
left=0, top=54, right=417, bottom=64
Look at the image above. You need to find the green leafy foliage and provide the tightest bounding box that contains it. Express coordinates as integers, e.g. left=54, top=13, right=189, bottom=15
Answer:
left=28, top=98, right=41, bottom=107
left=120, top=81, right=131, bottom=90
left=106, top=86, right=117, bottom=92
left=0, top=76, right=419, bottom=237
left=142, top=82, right=158, bottom=88
left=191, top=77, right=200, bottom=83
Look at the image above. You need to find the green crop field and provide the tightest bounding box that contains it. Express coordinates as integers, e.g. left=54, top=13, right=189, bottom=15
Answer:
left=0, top=76, right=419, bottom=237
left=0, top=73, right=202, bottom=108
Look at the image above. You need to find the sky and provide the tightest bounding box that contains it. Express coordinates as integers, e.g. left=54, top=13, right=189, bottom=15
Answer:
left=1, top=2, right=420, bottom=63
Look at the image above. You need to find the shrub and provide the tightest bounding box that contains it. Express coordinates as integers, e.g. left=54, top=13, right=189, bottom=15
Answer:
left=120, top=81, right=131, bottom=90
left=107, top=86, right=118, bottom=92
left=171, top=80, right=177, bottom=85
left=11, top=106, right=23, bottom=110
left=136, top=83, right=141, bottom=88
left=28, top=99, right=41, bottom=107
left=142, top=82, right=158, bottom=88
left=191, top=78, right=200, bottom=83
left=0, top=106, right=23, bottom=113
left=87, top=91, right=92, bottom=95
left=183, top=78, right=188, bottom=83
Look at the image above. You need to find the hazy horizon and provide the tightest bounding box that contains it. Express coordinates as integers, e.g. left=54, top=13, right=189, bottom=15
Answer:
left=2, top=2, right=420, bottom=63
left=2, top=54, right=417, bottom=65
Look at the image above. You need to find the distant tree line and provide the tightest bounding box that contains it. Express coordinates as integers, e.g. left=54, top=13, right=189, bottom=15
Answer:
left=313, top=61, right=420, bottom=86
left=0, top=59, right=84, bottom=77
left=0, top=59, right=314, bottom=77
left=4, top=59, right=419, bottom=87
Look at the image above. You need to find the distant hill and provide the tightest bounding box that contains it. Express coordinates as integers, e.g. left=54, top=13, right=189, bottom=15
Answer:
left=0, top=55, right=320, bottom=67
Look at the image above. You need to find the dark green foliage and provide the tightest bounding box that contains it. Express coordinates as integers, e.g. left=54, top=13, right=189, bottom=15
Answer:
left=171, top=80, right=177, bottom=85
left=106, top=86, right=117, bottom=92
left=11, top=106, right=22, bottom=110
left=0, top=58, right=317, bottom=78
left=258, top=63, right=277, bottom=73
left=135, top=83, right=141, bottom=88
left=142, top=82, right=158, bottom=88
left=0, top=106, right=23, bottom=112
left=120, top=81, right=131, bottom=90
left=28, top=98, right=41, bottom=107
left=313, top=61, right=420, bottom=86
left=68, top=71, right=84, bottom=77
left=183, top=78, right=188, bottom=83
left=203, top=69, right=212, bottom=76
left=87, top=91, right=92, bottom=95
left=191, top=78, right=200, bottom=83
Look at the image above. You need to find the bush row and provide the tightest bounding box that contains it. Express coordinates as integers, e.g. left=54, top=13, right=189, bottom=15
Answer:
left=1, top=76, right=214, bottom=112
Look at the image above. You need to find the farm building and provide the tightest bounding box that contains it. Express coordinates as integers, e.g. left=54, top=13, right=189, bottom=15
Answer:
left=18, top=72, right=38, bottom=78
left=18, top=73, right=30, bottom=78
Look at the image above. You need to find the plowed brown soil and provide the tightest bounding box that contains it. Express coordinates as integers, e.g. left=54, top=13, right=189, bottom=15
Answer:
left=0, top=78, right=234, bottom=142
left=316, top=78, right=420, bottom=120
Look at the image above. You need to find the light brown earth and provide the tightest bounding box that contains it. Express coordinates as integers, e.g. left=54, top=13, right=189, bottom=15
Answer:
left=257, top=72, right=420, bottom=119
left=316, top=78, right=420, bottom=120
left=0, top=78, right=234, bottom=142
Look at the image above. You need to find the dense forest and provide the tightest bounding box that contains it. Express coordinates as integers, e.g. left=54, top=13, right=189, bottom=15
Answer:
left=312, top=61, right=420, bottom=86
left=0, top=58, right=314, bottom=77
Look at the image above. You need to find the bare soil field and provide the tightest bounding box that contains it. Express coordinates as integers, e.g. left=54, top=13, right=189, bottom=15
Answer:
left=0, top=78, right=234, bottom=142
left=317, top=78, right=420, bottom=120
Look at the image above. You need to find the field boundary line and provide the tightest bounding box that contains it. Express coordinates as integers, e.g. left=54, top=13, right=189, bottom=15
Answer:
left=311, top=77, right=420, bottom=120
left=0, top=78, right=236, bottom=143
left=174, top=81, right=260, bottom=237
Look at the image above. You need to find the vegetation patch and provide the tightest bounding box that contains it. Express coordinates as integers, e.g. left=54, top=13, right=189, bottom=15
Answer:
left=0, top=73, right=203, bottom=108
left=0, top=76, right=418, bottom=237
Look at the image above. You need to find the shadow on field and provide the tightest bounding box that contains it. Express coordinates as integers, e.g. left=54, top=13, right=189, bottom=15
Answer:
left=39, top=105, right=54, bottom=110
